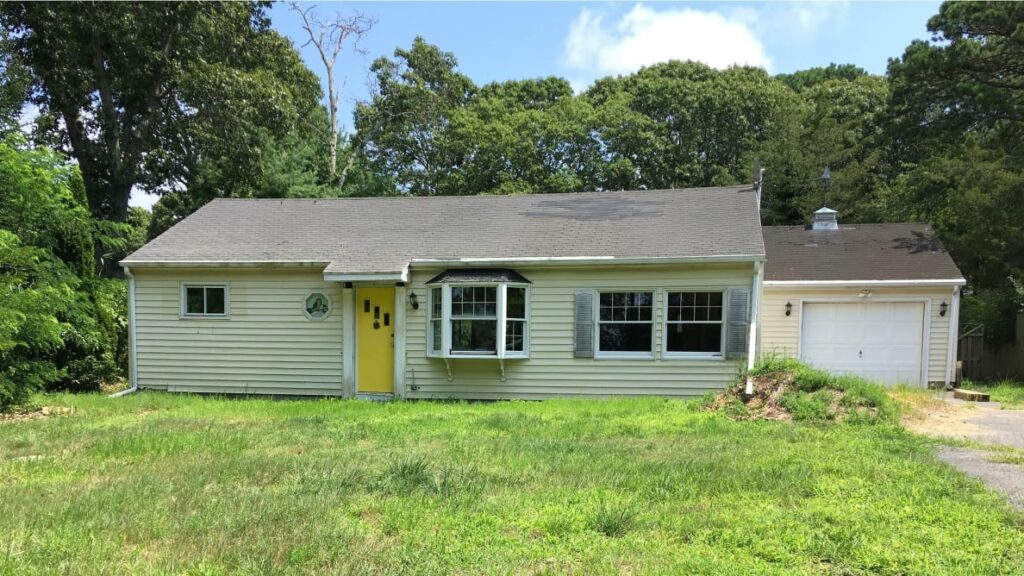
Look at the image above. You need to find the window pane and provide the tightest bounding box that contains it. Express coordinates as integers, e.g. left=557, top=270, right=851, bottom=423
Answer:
left=667, top=291, right=723, bottom=323
left=599, top=292, right=652, bottom=322
left=505, top=319, right=525, bottom=352
left=451, top=319, right=496, bottom=353
left=186, top=287, right=205, bottom=314
left=205, top=287, right=225, bottom=314
left=431, top=288, right=442, bottom=317
left=507, top=287, right=526, bottom=319
left=599, top=324, right=652, bottom=353
left=430, top=319, right=442, bottom=353
left=667, top=323, right=722, bottom=353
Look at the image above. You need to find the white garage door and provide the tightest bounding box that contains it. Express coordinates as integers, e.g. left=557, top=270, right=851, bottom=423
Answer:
left=801, top=301, right=925, bottom=386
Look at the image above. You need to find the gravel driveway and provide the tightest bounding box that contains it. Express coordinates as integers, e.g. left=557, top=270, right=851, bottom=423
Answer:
left=926, top=393, right=1024, bottom=509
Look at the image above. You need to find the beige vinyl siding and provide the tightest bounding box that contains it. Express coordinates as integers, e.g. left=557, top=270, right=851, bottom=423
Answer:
left=133, top=268, right=345, bottom=395
left=403, top=263, right=756, bottom=399
left=759, top=286, right=955, bottom=385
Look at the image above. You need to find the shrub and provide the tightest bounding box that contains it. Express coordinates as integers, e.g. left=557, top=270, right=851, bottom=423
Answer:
left=0, top=138, right=128, bottom=407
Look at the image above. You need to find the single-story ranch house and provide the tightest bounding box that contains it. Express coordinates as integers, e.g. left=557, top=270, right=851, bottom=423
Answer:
left=121, top=185, right=964, bottom=399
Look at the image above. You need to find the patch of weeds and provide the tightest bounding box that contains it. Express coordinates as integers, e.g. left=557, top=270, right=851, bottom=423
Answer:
left=297, top=464, right=365, bottom=493
left=378, top=455, right=432, bottom=492
left=964, top=379, right=1024, bottom=409
left=430, top=464, right=481, bottom=498
left=588, top=500, right=637, bottom=538
left=987, top=454, right=1024, bottom=466
left=780, top=390, right=833, bottom=421
left=376, top=456, right=482, bottom=498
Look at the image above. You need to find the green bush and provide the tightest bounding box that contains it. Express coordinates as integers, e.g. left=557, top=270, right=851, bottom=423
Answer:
left=0, top=138, right=127, bottom=408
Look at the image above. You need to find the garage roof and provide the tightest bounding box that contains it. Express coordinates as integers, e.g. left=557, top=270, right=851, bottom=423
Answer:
left=762, top=223, right=964, bottom=283
left=122, top=186, right=765, bottom=274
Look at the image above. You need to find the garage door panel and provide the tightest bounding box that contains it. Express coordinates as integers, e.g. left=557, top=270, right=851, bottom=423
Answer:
left=801, top=301, right=924, bottom=387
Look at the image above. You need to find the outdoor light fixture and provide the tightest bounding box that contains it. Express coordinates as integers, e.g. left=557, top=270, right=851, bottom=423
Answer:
left=785, top=302, right=792, bottom=316
left=408, top=291, right=420, bottom=310
left=940, top=301, right=948, bottom=317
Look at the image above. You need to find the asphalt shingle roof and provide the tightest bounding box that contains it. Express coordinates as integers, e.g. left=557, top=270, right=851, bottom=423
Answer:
left=123, top=186, right=765, bottom=273
left=762, top=223, right=964, bottom=282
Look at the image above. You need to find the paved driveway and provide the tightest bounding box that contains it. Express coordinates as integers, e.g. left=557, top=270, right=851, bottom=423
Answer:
left=925, top=393, right=1024, bottom=510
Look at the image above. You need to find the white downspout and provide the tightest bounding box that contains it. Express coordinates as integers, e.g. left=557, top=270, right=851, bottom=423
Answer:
left=944, top=285, right=961, bottom=388
left=744, top=261, right=763, bottom=396
left=110, top=266, right=139, bottom=397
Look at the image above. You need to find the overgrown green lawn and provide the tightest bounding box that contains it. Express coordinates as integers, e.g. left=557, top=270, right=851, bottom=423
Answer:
left=964, top=380, right=1024, bottom=408
left=1, top=393, right=1022, bottom=575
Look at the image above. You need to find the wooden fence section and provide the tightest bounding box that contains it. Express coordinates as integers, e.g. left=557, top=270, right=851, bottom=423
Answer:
left=958, top=324, right=985, bottom=381
left=959, top=313, right=1024, bottom=382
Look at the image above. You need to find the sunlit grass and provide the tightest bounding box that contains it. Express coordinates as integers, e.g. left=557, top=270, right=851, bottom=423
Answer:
left=1, top=392, right=1022, bottom=574
left=963, top=380, right=1024, bottom=408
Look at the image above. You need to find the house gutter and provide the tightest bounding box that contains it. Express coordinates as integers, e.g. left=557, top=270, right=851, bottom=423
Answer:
left=764, top=279, right=967, bottom=288
left=410, top=254, right=764, bottom=267
left=110, top=265, right=139, bottom=397
left=745, top=261, right=763, bottom=396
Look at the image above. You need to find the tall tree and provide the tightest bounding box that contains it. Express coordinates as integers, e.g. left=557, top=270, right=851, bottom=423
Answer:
left=887, top=1, right=1024, bottom=342
left=585, top=61, right=794, bottom=191
left=291, top=3, right=375, bottom=187
left=0, top=1, right=323, bottom=221
left=354, top=37, right=476, bottom=195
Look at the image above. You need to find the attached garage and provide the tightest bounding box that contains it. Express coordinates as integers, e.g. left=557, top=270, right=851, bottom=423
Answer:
left=759, top=210, right=965, bottom=388
left=800, top=301, right=926, bottom=386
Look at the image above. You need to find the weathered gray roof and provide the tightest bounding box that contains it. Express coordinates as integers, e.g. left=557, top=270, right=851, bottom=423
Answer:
left=123, top=186, right=765, bottom=273
left=762, top=223, right=964, bottom=282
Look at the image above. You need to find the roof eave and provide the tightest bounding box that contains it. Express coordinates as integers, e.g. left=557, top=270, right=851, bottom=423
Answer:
left=409, top=254, right=764, bottom=267
left=763, top=278, right=966, bottom=288
left=120, top=260, right=331, bottom=269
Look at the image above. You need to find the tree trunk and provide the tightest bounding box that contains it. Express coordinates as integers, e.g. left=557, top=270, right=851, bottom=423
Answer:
left=327, top=65, right=338, bottom=181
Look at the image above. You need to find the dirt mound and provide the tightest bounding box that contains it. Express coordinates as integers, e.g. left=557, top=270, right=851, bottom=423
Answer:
left=707, top=370, right=883, bottom=423
left=706, top=374, right=795, bottom=421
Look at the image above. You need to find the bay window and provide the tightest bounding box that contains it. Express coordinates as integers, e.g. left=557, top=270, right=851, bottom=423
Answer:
left=426, top=270, right=530, bottom=359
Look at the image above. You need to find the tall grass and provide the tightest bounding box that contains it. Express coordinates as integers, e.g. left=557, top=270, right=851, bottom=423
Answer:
left=0, top=392, right=1021, bottom=574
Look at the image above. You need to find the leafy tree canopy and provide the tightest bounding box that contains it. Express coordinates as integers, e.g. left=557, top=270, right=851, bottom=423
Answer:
left=0, top=1, right=326, bottom=221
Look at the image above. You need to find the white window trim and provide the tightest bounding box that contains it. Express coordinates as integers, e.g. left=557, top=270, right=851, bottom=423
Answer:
left=302, top=290, right=332, bottom=321
left=595, top=289, right=656, bottom=359
left=426, top=282, right=531, bottom=359
left=427, top=286, right=444, bottom=358
left=662, top=289, right=727, bottom=360
left=503, top=284, right=530, bottom=359
left=180, top=283, right=230, bottom=319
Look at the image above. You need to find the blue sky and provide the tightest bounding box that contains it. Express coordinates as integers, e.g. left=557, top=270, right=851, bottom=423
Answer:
left=269, top=1, right=941, bottom=132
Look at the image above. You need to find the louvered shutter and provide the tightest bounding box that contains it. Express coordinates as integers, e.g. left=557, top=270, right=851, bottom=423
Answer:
left=726, top=288, right=751, bottom=359
left=574, top=290, right=595, bottom=358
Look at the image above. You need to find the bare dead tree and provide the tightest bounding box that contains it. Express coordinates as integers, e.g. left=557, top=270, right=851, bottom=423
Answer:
left=291, top=3, right=375, bottom=187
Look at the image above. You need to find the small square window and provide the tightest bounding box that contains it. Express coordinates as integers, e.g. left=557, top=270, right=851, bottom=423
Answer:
left=182, top=285, right=228, bottom=317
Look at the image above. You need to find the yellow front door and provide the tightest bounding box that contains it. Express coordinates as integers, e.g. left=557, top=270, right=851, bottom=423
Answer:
left=356, top=287, right=395, bottom=394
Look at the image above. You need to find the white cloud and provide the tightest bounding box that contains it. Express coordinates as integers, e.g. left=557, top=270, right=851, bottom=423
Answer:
left=564, top=4, right=771, bottom=85
left=732, top=1, right=849, bottom=42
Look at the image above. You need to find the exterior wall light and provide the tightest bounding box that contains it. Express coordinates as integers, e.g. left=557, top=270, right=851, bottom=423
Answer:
left=785, top=302, right=792, bottom=316
left=408, top=291, right=420, bottom=310
left=940, top=301, right=948, bottom=317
